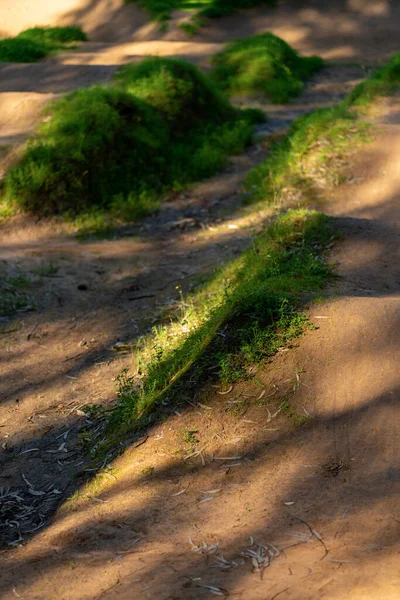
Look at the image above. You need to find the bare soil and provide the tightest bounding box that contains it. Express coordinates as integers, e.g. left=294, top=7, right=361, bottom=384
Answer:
left=0, top=2, right=399, bottom=599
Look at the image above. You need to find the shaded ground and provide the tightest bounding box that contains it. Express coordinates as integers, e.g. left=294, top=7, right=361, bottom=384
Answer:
left=0, top=99, right=399, bottom=598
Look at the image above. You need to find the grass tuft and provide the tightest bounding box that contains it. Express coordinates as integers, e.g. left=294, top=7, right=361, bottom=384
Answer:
left=0, top=26, right=87, bottom=63
left=245, top=105, right=371, bottom=204
left=178, top=16, right=206, bottom=37
left=0, top=273, right=34, bottom=317
left=344, top=53, right=400, bottom=109
left=211, top=33, right=324, bottom=102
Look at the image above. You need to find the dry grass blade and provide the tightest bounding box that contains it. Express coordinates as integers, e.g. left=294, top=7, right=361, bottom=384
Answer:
left=115, top=538, right=142, bottom=555
left=212, top=555, right=245, bottom=570
left=214, top=456, right=242, bottom=461
left=198, top=496, right=214, bottom=504
left=28, top=489, right=45, bottom=497
left=267, top=402, right=285, bottom=423
left=184, top=445, right=207, bottom=461
left=171, top=486, right=189, bottom=497
left=189, top=537, right=219, bottom=556
left=184, top=449, right=201, bottom=460
left=200, top=584, right=230, bottom=596
left=217, top=386, right=233, bottom=395
left=285, top=531, right=312, bottom=542
left=0, top=485, right=46, bottom=545
left=327, top=558, right=355, bottom=563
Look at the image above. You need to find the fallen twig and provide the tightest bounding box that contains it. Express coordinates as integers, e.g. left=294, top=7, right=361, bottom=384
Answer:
left=286, top=512, right=328, bottom=559
left=270, top=587, right=290, bottom=600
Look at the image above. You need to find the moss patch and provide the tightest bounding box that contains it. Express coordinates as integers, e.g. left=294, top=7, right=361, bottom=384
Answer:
left=4, top=58, right=263, bottom=219
left=211, top=33, right=324, bottom=102
left=0, top=26, right=87, bottom=63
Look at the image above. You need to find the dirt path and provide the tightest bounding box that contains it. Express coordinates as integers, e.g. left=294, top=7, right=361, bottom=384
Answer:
left=0, top=62, right=365, bottom=547
left=1, top=90, right=398, bottom=600
left=0, top=1, right=399, bottom=597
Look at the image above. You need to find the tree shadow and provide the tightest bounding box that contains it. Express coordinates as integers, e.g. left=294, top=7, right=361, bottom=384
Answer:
left=197, top=0, right=397, bottom=64
left=0, top=194, right=399, bottom=553
left=57, top=0, right=159, bottom=43
left=0, top=379, right=398, bottom=597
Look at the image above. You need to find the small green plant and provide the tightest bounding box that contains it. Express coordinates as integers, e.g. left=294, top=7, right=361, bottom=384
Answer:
left=6, top=273, right=30, bottom=289
left=0, top=198, right=14, bottom=222
left=71, top=208, right=117, bottom=241
left=141, top=466, right=154, bottom=476
left=82, top=404, right=106, bottom=418
left=78, top=430, right=93, bottom=451
left=179, top=16, right=206, bottom=37
left=0, top=273, right=34, bottom=317
left=0, top=26, right=87, bottom=63
left=211, top=33, right=324, bottom=102
left=199, top=0, right=276, bottom=19
left=180, top=429, right=199, bottom=444
left=34, top=261, right=59, bottom=277
left=226, top=399, right=249, bottom=416
left=281, top=400, right=311, bottom=426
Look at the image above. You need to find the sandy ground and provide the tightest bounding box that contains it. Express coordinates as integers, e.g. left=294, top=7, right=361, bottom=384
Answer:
left=0, top=1, right=399, bottom=598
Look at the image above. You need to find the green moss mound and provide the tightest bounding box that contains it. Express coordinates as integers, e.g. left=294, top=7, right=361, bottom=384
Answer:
left=114, top=57, right=235, bottom=131
left=211, top=33, right=324, bottom=103
left=0, top=26, right=87, bottom=63
left=5, top=58, right=263, bottom=217
left=0, top=38, right=47, bottom=63
left=5, top=87, right=168, bottom=215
